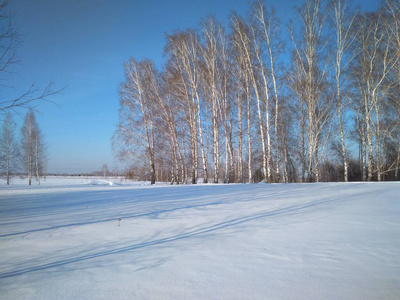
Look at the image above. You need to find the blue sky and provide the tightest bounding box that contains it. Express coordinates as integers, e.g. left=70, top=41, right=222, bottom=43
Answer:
left=5, top=0, right=380, bottom=174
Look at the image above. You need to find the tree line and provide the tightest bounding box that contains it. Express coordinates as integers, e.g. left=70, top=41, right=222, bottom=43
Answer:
left=114, top=0, right=400, bottom=184
left=0, top=111, right=47, bottom=185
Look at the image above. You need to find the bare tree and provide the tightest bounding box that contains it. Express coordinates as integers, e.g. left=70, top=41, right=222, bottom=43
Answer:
left=154, top=73, right=182, bottom=184
left=33, top=125, right=46, bottom=184
left=113, top=0, right=399, bottom=183
left=102, top=164, right=108, bottom=178
left=231, top=26, right=252, bottom=183
left=166, top=31, right=210, bottom=183
left=385, top=0, right=400, bottom=180
left=250, top=0, right=284, bottom=182
left=115, top=58, right=157, bottom=185
left=353, top=11, right=397, bottom=181
left=203, top=19, right=236, bottom=183
left=235, top=68, right=244, bottom=183
left=20, top=111, right=34, bottom=185
left=0, top=113, right=18, bottom=184
left=330, top=0, right=357, bottom=182
left=166, top=33, right=197, bottom=184
left=231, top=13, right=270, bottom=182
left=0, top=1, right=62, bottom=114
left=231, top=13, right=257, bottom=183
left=200, top=17, right=221, bottom=183
left=218, top=39, right=235, bottom=183
left=289, top=0, right=333, bottom=182
left=249, top=12, right=272, bottom=183
left=20, top=110, right=46, bottom=185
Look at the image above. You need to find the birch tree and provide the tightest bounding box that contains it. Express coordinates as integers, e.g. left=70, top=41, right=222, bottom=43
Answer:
left=289, top=0, right=333, bottom=182
left=151, top=67, right=184, bottom=184
left=113, top=0, right=400, bottom=183
left=200, top=17, right=221, bottom=183
left=217, top=23, right=236, bottom=183
left=165, top=32, right=202, bottom=184
left=0, top=113, right=18, bottom=184
left=179, top=31, right=209, bottom=184
left=233, top=62, right=245, bottom=182
left=164, top=65, right=191, bottom=183
left=330, top=0, right=357, bottom=182
left=231, top=26, right=251, bottom=183
left=353, top=11, right=396, bottom=181
left=20, top=110, right=46, bottom=185
left=250, top=0, right=284, bottom=182
left=249, top=13, right=272, bottom=183
left=33, top=125, right=46, bottom=185
left=115, top=58, right=157, bottom=184
left=231, top=13, right=268, bottom=182
left=385, top=0, right=400, bottom=180
left=198, top=18, right=235, bottom=183
left=231, top=13, right=256, bottom=182
left=20, top=111, right=34, bottom=185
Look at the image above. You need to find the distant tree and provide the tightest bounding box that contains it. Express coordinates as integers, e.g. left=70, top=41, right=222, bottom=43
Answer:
left=20, top=110, right=47, bottom=185
left=102, top=164, right=108, bottom=178
left=33, top=125, right=47, bottom=184
left=0, top=113, right=19, bottom=184
left=20, top=112, right=34, bottom=185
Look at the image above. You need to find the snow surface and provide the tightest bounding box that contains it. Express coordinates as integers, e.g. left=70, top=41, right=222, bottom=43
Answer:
left=0, top=178, right=399, bottom=299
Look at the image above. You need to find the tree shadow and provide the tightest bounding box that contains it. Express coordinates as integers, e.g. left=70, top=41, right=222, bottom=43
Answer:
left=0, top=193, right=348, bottom=279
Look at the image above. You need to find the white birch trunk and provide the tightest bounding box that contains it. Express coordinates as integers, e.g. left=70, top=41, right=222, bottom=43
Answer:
left=194, top=92, right=208, bottom=183
left=225, top=136, right=229, bottom=183
left=35, top=134, right=40, bottom=185
left=256, top=50, right=272, bottom=182
left=332, top=0, right=355, bottom=182
left=213, top=103, right=219, bottom=183
left=247, top=90, right=252, bottom=183
left=254, top=2, right=281, bottom=182
left=5, top=119, right=11, bottom=185
left=28, top=120, right=32, bottom=186
left=237, top=90, right=243, bottom=183
left=366, top=103, right=374, bottom=181
left=396, top=137, right=400, bottom=180
left=361, top=113, right=367, bottom=181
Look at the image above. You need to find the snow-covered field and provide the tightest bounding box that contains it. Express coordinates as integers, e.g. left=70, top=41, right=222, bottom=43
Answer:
left=0, top=178, right=399, bottom=299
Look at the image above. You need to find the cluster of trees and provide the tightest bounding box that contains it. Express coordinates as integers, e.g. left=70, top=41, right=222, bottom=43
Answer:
left=114, top=0, right=400, bottom=184
left=0, top=0, right=57, bottom=185
left=0, top=111, right=47, bottom=185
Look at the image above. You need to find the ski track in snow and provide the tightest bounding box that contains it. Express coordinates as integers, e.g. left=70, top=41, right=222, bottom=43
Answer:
left=0, top=179, right=399, bottom=299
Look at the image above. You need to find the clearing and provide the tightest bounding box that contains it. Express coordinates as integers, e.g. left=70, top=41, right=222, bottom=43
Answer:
left=0, top=178, right=399, bottom=299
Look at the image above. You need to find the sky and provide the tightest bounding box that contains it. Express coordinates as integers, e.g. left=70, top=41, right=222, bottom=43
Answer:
left=4, top=0, right=381, bottom=174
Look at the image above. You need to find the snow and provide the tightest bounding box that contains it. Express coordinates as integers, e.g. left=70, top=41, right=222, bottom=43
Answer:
left=0, top=178, right=399, bottom=299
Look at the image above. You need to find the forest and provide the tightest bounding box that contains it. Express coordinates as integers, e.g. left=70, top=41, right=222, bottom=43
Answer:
left=113, top=0, right=400, bottom=184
